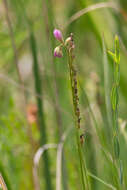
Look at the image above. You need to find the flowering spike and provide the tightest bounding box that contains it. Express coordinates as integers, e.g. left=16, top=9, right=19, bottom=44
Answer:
left=54, top=46, right=63, bottom=58
left=53, top=29, right=63, bottom=42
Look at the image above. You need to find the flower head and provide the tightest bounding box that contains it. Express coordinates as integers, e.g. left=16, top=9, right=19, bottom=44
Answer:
left=53, top=29, right=63, bottom=42
left=54, top=46, right=63, bottom=58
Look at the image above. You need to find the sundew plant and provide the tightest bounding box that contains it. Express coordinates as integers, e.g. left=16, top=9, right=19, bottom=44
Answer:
left=0, top=0, right=127, bottom=190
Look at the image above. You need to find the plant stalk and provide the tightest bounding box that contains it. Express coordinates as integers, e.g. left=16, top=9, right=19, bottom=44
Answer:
left=66, top=46, right=90, bottom=190
left=29, top=30, right=53, bottom=190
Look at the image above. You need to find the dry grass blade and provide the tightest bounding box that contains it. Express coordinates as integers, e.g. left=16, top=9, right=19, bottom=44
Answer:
left=64, top=2, right=119, bottom=28
left=33, top=144, right=57, bottom=190
left=56, top=131, right=68, bottom=190
left=0, top=174, right=8, bottom=190
left=33, top=144, right=57, bottom=167
left=33, top=129, right=70, bottom=190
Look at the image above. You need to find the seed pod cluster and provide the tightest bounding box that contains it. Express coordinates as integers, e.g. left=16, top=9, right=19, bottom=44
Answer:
left=72, top=67, right=81, bottom=128
left=67, top=34, right=81, bottom=129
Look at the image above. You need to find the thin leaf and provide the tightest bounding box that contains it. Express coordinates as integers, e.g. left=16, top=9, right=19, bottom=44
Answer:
left=103, top=36, right=113, bottom=128
left=88, top=171, right=117, bottom=190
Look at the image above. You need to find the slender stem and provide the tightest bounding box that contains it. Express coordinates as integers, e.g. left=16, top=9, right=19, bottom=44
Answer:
left=87, top=171, right=117, bottom=190
left=29, top=30, right=53, bottom=190
left=109, top=36, right=123, bottom=189
left=67, top=47, right=90, bottom=190
left=75, top=129, right=86, bottom=190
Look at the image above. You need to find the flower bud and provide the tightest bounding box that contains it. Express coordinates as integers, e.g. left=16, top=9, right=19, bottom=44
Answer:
left=65, top=37, right=72, bottom=46
left=54, top=46, right=63, bottom=58
left=53, top=29, right=63, bottom=42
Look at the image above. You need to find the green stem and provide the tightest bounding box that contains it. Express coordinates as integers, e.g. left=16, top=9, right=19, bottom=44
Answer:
left=88, top=171, right=117, bottom=190
left=110, top=36, right=123, bottom=189
left=67, top=49, right=90, bottom=190
left=76, top=132, right=86, bottom=190
left=29, top=30, right=52, bottom=190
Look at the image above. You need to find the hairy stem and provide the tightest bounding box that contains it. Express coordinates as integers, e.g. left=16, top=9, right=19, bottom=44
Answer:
left=66, top=46, right=90, bottom=190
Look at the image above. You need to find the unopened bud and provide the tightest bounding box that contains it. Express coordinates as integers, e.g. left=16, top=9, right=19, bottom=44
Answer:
left=54, top=46, right=63, bottom=58
left=65, top=37, right=72, bottom=46
left=53, top=29, right=63, bottom=42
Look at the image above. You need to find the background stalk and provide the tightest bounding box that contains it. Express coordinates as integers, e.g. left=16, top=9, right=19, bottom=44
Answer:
left=29, top=29, right=53, bottom=190
left=42, top=1, right=69, bottom=189
left=2, top=0, right=36, bottom=188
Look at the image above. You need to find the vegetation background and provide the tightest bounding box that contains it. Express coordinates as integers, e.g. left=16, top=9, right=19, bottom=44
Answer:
left=0, top=0, right=127, bottom=189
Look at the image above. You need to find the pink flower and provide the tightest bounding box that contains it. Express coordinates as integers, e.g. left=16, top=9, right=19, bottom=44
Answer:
left=53, top=29, right=63, bottom=42
left=54, top=46, right=63, bottom=58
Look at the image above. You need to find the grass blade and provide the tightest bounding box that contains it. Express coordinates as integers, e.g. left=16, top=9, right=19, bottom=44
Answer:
left=29, top=29, right=53, bottom=190
left=88, top=171, right=116, bottom=190
left=102, top=35, right=113, bottom=133
left=65, top=2, right=119, bottom=28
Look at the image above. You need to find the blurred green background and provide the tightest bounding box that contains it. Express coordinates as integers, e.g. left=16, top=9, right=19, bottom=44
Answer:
left=0, top=0, right=127, bottom=189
